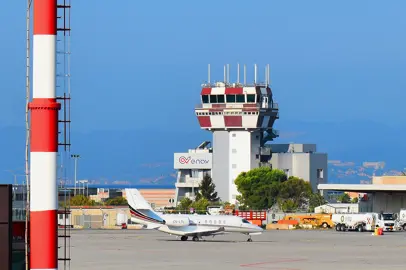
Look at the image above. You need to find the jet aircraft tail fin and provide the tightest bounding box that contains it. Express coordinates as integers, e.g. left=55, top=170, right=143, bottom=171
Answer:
left=125, top=188, right=165, bottom=225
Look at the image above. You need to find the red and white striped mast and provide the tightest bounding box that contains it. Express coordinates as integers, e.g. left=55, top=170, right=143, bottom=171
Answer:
left=29, top=0, right=60, bottom=269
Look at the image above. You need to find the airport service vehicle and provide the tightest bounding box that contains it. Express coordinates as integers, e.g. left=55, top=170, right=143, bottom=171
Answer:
left=395, top=209, right=406, bottom=231
left=207, top=205, right=224, bottom=215
left=283, top=214, right=334, bottom=228
left=376, top=212, right=396, bottom=231
left=332, top=213, right=376, bottom=232
left=125, top=188, right=263, bottom=242
left=332, top=212, right=396, bottom=232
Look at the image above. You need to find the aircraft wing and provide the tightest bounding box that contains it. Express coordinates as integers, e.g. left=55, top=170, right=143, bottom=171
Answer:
left=172, top=226, right=225, bottom=237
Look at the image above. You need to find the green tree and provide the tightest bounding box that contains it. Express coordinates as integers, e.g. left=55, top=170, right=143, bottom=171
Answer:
left=190, top=197, right=210, bottom=212
left=278, top=176, right=312, bottom=211
left=105, top=196, right=128, bottom=206
left=308, top=192, right=327, bottom=212
left=195, top=174, right=219, bottom=202
left=337, top=193, right=351, bottom=203
left=234, top=167, right=287, bottom=209
left=70, top=195, right=96, bottom=206
left=176, top=197, right=193, bottom=211
left=280, top=199, right=298, bottom=212
left=351, top=197, right=359, bottom=203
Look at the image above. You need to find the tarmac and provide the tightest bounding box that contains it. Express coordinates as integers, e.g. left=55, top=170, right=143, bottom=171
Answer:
left=59, top=229, right=406, bottom=270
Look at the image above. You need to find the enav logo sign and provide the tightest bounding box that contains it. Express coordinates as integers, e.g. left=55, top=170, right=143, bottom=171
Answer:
left=178, top=156, right=209, bottom=165
left=174, top=153, right=212, bottom=169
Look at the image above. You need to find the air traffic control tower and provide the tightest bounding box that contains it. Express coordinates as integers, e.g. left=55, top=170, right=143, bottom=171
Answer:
left=195, top=64, right=280, bottom=204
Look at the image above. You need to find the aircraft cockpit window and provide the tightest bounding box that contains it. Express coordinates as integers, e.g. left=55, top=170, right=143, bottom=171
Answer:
left=242, top=219, right=250, bottom=224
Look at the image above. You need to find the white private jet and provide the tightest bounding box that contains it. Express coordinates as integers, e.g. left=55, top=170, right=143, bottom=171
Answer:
left=125, top=188, right=264, bottom=242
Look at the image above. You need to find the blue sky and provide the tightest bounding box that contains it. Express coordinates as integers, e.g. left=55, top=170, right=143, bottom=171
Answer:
left=1, top=0, right=406, bottom=184
left=1, top=0, right=406, bottom=133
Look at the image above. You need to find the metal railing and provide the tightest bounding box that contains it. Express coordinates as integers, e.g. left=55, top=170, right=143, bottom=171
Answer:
left=195, top=102, right=279, bottom=110
left=272, top=129, right=280, bottom=136
left=177, top=176, right=201, bottom=184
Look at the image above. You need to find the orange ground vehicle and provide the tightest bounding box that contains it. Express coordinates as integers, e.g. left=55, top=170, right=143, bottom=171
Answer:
left=283, top=213, right=334, bottom=228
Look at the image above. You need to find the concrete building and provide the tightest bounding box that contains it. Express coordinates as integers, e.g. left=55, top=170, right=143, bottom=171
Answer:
left=269, top=143, right=328, bottom=191
left=174, top=141, right=212, bottom=204
left=195, top=64, right=279, bottom=203
left=314, top=203, right=360, bottom=214
left=122, top=187, right=176, bottom=209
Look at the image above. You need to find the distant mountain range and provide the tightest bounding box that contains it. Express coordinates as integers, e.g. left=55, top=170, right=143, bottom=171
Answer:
left=1, top=120, right=405, bottom=186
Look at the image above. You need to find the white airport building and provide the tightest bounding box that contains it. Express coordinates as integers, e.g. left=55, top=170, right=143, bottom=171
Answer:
left=174, top=141, right=212, bottom=204
left=173, top=142, right=328, bottom=204
left=270, top=143, right=328, bottom=191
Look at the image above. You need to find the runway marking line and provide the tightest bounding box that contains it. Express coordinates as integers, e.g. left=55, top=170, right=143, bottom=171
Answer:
left=240, top=258, right=306, bottom=268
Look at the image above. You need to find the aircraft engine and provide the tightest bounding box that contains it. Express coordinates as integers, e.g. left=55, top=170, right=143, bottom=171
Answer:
left=163, top=216, right=191, bottom=227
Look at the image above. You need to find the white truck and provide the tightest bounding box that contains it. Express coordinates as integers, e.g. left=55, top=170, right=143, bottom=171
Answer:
left=376, top=212, right=396, bottom=231
left=332, top=212, right=396, bottom=232
left=395, top=209, right=406, bottom=231
left=332, top=213, right=376, bottom=232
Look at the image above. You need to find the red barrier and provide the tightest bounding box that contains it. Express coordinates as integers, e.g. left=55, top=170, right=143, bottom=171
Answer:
left=234, top=210, right=267, bottom=221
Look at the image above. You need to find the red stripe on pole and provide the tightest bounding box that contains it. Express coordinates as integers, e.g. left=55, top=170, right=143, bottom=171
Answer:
left=30, top=210, right=58, bottom=269
left=34, top=0, right=57, bottom=35
left=29, top=98, right=61, bottom=152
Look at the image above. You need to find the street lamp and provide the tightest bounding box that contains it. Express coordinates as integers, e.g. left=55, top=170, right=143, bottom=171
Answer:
left=71, top=154, right=80, bottom=196
left=5, top=170, right=25, bottom=186
left=78, top=180, right=88, bottom=196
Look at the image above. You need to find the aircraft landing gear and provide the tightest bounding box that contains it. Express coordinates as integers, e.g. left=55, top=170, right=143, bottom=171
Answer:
left=180, top=236, right=188, bottom=241
left=192, top=236, right=200, bottom=241
left=247, top=236, right=253, bottom=242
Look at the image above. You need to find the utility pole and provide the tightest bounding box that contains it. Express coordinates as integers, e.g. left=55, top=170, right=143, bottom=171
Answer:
left=71, top=154, right=80, bottom=196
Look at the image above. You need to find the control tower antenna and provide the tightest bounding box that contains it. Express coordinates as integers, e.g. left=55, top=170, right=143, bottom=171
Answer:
left=237, top=63, right=240, bottom=84
left=244, top=64, right=246, bottom=85
left=223, top=65, right=226, bottom=83
left=208, top=64, right=210, bottom=84
left=268, top=64, right=271, bottom=86
left=227, top=64, right=230, bottom=84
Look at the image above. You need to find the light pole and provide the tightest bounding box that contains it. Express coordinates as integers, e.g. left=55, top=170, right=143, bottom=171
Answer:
left=71, top=154, right=80, bottom=196
left=5, top=170, right=25, bottom=186
left=78, top=180, right=88, bottom=196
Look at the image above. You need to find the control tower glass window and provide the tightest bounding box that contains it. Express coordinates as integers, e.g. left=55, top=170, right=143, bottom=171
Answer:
left=217, top=95, right=225, bottom=103
left=202, top=95, right=209, bottom=103
left=210, top=95, right=217, bottom=103
left=247, top=94, right=256, bottom=103
left=226, top=95, right=236, bottom=103
left=236, top=94, right=245, bottom=103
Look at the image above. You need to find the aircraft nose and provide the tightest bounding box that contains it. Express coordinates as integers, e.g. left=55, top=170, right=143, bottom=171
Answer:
left=252, top=224, right=263, bottom=232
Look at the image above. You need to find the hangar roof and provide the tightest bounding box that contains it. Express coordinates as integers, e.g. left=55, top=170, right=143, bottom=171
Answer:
left=318, top=184, right=406, bottom=192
